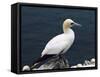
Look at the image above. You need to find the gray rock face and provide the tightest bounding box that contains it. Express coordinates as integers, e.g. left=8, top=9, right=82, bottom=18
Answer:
left=22, top=58, right=95, bottom=71
left=31, top=56, right=69, bottom=70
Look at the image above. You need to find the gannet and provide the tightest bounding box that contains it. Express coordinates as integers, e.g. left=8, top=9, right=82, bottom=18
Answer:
left=32, top=19, right=81, bottom=67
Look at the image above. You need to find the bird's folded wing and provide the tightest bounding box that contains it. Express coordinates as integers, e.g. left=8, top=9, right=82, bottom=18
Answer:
left=41, top=34, right=69, bottom=56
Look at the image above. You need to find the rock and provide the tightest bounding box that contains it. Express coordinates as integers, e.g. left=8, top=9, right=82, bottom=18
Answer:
left=71, top=58, right=95, bottom=68
left=71, top=65, right=77, bottom=68
left=22, top=65, right=30, bottom=71
left=77, top=64, right=82, bottom=67
left=32, top=56, right=69, bottom=70
left=84, top=60, right=91, bottom=65
left=91, top=58, right=95, bottom=64
left=22, top=57, right=96, bottom=71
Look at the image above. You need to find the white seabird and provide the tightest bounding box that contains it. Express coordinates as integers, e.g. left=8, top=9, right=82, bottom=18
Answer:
left=32, top=19, right=81, bottom=67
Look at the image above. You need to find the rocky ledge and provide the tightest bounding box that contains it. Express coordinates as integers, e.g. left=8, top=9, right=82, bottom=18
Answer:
left=22, top=57, right=95, bottom=71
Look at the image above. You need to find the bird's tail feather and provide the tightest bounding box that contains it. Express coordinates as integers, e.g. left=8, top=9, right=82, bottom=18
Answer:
left=31, top=55, right=55, bottom=69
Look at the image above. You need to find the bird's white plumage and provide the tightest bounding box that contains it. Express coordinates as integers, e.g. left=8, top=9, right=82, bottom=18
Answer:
left=41, top=28, right=75, bottom=57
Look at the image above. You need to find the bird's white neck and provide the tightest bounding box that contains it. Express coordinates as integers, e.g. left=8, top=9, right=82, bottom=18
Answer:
left=63, top=28, right=74, bottom=34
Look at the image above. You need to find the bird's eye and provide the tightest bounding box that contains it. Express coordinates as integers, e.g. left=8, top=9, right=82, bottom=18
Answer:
left=71, top=23, right=74, bottom=25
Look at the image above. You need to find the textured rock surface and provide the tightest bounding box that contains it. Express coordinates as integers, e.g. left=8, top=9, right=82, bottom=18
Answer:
left=32, top=56, right=69, bottom=70
left=22, top=58, right=95, bottom=71
left=71, top=58, right=95, bottom=68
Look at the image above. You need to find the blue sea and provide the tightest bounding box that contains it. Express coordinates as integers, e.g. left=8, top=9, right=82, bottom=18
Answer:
left=21, top=6, right=96, bottom=67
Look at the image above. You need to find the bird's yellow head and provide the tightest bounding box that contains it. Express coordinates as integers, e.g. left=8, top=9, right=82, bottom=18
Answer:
left=63, top=19, right=81, bottom=33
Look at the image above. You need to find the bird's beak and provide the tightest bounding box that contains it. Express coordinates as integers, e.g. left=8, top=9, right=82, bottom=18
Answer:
left=73, top=22, right=82, bottom=27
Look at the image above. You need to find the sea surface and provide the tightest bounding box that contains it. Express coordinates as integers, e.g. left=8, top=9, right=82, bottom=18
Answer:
left=21, top=6, right=96, bottom=67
